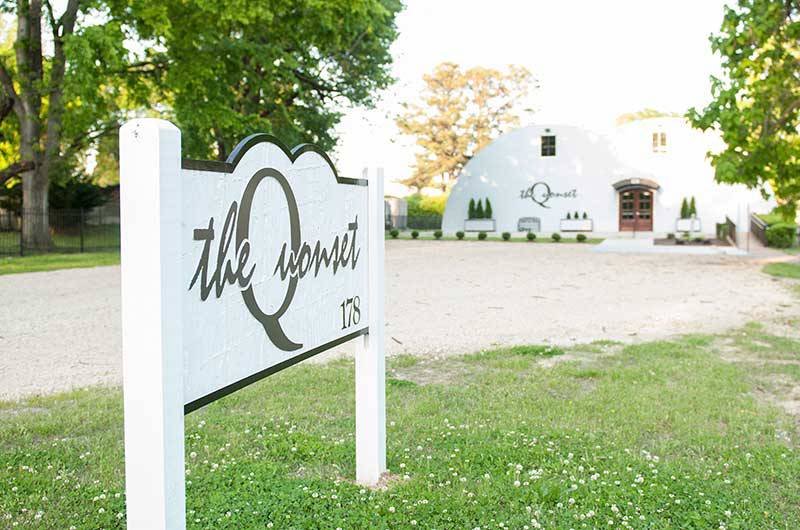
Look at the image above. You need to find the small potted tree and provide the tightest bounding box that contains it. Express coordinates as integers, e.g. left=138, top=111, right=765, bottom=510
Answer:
left=676, top=196, right=701, bottom=233
left=560, top=210, right=593, bottom=232
left=464, top=196, right=496, bottom=232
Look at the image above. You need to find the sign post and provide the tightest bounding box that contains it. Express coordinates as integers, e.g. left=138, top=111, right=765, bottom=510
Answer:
left=120, top=119, right=385, bottom=529
left=356, top=168, right=386, bottom=485
left=120, top=120, right=185, bottom=530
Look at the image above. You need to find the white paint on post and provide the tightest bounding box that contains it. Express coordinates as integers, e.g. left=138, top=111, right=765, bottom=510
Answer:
left=355, top=168, right=386, bottom=485
left=120, top=119, right=186, bottom=530
left=120, top=118, right=384, bottom=526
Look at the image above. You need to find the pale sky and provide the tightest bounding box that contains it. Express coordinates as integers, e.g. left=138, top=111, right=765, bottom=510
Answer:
left=333, top=0, right=730, bottom=180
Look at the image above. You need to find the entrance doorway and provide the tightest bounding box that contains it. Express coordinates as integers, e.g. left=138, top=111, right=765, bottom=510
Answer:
left=619, top=189, right=653, bottom=231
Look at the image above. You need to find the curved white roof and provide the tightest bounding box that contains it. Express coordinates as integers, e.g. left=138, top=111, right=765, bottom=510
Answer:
left=442, top=124, right=648, bottom=233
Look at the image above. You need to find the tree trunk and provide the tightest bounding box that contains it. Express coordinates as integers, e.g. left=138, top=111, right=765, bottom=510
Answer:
left=16, top=0, right=51, bottom=250
left=21, top=165, right=50, bottom=249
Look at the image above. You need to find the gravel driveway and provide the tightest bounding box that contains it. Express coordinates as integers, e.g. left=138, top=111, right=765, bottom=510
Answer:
left=1, top=241, right=797, bottom=400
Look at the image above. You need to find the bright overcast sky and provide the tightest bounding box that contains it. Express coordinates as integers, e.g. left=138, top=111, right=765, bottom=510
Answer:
left=333, top=0, right=730, bottom=180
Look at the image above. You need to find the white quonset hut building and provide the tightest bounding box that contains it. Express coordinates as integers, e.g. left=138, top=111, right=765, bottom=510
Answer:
left=442, top=118, right=774, bottom=237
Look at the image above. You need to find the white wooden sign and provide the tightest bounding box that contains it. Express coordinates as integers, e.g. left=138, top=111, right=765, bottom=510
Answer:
left=120, top=119, right=385, bottom=530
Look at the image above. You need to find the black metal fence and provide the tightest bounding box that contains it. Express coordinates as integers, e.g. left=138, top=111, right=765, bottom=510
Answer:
left=0, top=208, right=120, bottom=256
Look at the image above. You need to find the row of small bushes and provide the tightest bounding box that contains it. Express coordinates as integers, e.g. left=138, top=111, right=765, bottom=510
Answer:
left=389, top=229, right=587, bottom=243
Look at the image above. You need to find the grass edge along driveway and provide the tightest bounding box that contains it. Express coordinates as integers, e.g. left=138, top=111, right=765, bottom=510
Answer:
left=2, top=324, right=799, bottom=528
left=0, top=251, right=120, bottom=276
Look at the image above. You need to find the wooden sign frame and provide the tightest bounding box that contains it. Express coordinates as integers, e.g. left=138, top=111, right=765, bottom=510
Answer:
left=120, top=119, right=385, bottom=530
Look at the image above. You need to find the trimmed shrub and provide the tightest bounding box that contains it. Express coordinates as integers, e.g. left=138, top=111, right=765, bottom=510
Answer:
left=766, top=223, right=796, bottom=248
left=582, top=212, right=588, bottom=219
left=468, top=198, right=476, bottom=219
left=501, top=232, right=511, bottom=241
left=456, top=231, right=465, bottom=240
left=574, top=211, right=580, bottom=220
left=475, top=199, right=485, bottom=219
left=477, top=231, right=487, bottom=240
left=433, top=230, right=443, bottom=240
left=666, top=232, right=675, bottom=239
left=485, top=198, right=493, bottom=219
left=576, top=233, right=587, bottom=242
left=680, top=198, right=690, bottom=219
left=411, top=230, right=419, bottom=239
left=566, top=212, right=571, bottom=220
left=551, top=233, right=561, bottom=242
left=689, top=196, right=697, bottom=217
left=526, top=232, right=536, bottom=241
left=389, top=229, right=399, bottom=239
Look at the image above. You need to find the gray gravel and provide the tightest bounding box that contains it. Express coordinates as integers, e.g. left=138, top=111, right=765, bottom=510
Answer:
left=1, top=242, right=797, bottom=400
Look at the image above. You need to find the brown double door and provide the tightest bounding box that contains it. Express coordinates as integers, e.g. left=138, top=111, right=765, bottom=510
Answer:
left=619, top=189, right=653, bottom=231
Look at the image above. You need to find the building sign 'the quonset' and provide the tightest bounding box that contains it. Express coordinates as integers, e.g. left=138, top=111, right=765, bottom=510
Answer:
left=120, top=119, right=386, bottom=530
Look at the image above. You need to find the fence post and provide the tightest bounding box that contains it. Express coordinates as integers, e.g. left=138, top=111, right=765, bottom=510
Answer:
left=80, top=209, right=85, bottom=253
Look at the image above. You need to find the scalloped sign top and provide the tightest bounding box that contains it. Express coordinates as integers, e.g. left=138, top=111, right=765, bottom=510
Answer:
left=180, top=135, right=370, bottom=412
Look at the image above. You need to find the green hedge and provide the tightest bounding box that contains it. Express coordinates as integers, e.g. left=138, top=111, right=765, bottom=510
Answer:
left=765, top=223, right=797, bottom=248
left=757, top=209, right=797, bottom=248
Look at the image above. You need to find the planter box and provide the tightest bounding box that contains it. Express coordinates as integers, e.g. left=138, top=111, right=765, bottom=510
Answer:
left=559, top=219, right=593, bottom=232
left=464, top=219, right=496, bottom=232
left=517, top=217, right=541, bottom=232
left=675, top=218, right=701, bottom=233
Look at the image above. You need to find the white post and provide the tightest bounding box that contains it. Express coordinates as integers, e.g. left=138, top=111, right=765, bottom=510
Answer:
left=355, top=169, right=386, bottom=485
left=120, top=119, right=186, bottom=530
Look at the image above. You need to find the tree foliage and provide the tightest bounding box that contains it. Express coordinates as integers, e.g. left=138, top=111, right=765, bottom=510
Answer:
left=688, top=0, right=800, bottom=215
left=0, top=0, right=155, bottom=247
left=0, top=0, right=401, bottom=248
left=396, top=62, right=536, bottom=191
left=615, top=108, right=681, bottom=126
left=130, top=0, right=401, bottom=159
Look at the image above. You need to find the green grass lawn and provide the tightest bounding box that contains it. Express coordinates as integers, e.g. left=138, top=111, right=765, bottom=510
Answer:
left=0, top=251, right=120, bottom=275
left=763, top=261, right=800, bottom=280
left=2, top=326, right=799, bottom=528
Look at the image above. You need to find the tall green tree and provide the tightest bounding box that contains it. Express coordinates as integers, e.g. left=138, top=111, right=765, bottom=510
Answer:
left=397, top=62, right=535, bottom=191
left=688, top=0, right=800, bottom=216
left=0, top=0, right=153, bottom=248
left=0, top=0, right=401, bottom=249
left=133, top=0, right=401, bottom=159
